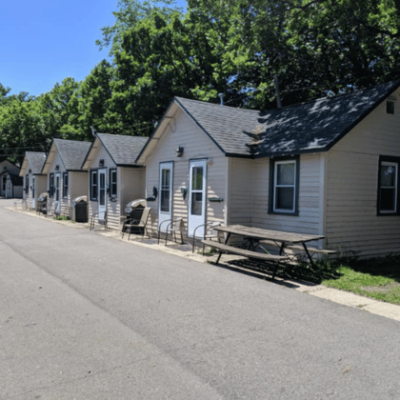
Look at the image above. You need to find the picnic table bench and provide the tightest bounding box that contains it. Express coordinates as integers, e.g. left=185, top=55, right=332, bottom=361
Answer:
left=201, top=240, right=290, bottom=279
left=202, top=224, right=336, bottom=279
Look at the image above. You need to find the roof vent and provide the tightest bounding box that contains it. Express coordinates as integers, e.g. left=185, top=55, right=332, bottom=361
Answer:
left=218, top=93, right=224, bottom=106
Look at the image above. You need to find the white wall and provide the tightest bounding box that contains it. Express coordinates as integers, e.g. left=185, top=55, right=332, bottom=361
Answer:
left=87, top=145, right=121, bottom=230
left=326, top=92, right=400, bottom=258
left=47, top=152, right=69, bottom=216
left=144, top=109, right=227, bottom=238
left=228, top=154, right=324, bottom=248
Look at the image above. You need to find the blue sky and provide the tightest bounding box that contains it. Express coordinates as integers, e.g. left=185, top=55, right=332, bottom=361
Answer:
left=0, top=0, right=187, bottom=97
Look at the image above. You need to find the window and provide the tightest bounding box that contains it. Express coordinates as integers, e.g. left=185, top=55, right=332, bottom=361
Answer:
left=49, top=173, right=54, bottom=198
left=109, top=169, right=117, bottom=197
left=160, top=168, right=171, bottom=212
left=386, top=100, right=395, bottom=115
left=90, top=170, right=98, bottom=201
left=378, top=156, right=400, bottom=215
left=269, top=157, right=299, bottom=215
left=63, top=172, right=68, bottom=198
left=25, top=174, right=29, bottom=193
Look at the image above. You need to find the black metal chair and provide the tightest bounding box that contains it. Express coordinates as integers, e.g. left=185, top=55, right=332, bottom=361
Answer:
left=122, top=207, right=151, bottom=240
left=192, top=222, right=222, bottom=253
left=90, top=211, right=107, bottom=231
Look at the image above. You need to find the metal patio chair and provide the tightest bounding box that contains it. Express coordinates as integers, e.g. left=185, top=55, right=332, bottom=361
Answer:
left=121, top=207, right=151, bottom=240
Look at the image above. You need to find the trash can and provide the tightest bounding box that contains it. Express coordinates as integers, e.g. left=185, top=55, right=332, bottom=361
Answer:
left=72, top=196, right=88, bottom=223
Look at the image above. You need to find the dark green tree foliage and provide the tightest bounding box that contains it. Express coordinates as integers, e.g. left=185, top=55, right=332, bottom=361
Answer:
left=1, top=0, right=400, bottom=162
left=187, top=0, right=400, bottom=108
left=78, top=60, right=115, bottom=138
left=110, top=8, right=233, bottom=135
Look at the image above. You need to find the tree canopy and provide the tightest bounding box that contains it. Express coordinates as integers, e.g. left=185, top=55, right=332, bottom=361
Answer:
left=1, top=0, right=400, bottom=164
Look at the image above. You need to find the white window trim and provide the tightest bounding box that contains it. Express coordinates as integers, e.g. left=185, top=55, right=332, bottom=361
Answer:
left=380, top=161, right=398, bottom=213
left=273, top=160, right=296, bottom=213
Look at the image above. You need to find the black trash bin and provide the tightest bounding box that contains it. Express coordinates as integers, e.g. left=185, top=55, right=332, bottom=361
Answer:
left=75, top=201, right=88, bottom=223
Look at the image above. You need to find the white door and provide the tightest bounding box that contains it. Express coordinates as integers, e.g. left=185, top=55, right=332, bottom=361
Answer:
left=188, top=160, right=207, bottom=237
left=31, top=177, right=36, bottom=208
left=2, top=176, right=6, bottom=196
left=98, top=168, right=107, bottom=220
left=54, top=173, right=61, bottom=213
left=159, top=162, right=173, bottom=232
left=6, top=177, right=12, bottom=198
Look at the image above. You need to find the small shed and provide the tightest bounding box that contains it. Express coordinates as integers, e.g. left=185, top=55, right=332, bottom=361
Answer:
left=81, top=133, right=148, bottom=230
left=19, top=152, right=47, bottom=210
left=41, top=139, right=91, bottom=218
left=0, top=159, right=20, bottom=197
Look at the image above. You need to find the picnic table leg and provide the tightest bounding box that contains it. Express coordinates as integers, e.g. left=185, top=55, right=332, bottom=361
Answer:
left=279, top=242, right=286, bottom=255
left=302, top=242, right=315, bottom=266
left=216, top=232, right=231, bottom=264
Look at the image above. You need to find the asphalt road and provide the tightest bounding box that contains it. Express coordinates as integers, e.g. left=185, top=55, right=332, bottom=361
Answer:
left=0, top=199, right=399, bottom=400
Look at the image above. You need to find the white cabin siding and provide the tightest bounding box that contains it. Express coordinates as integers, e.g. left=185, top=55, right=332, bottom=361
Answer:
left=0, top=161, right=20, bottom=197
left=144, top=110, right=227, bottom=238
left=87, top=145, right=120, bottom=230
left=69, top=171, right=89, bottom=219
left=47, top=152, right=69, bottom=216
left=326, top=95, right=400, bottom=258
left=120, top=167, right=146, bottom=216
left=228, top=154, right=324, bottom=243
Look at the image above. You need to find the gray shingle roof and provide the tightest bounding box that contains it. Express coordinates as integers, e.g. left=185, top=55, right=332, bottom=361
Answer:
left=25, top=152, right=47, bottom=174
left=96, top=133, right=148, bottom=166
left=53, top=139, right=91, bottom=170
left=175, top=80, right=400, bottom=158
left=175, top=97, right=259, bottom=156
left=8, top=172, right=23, bottom=186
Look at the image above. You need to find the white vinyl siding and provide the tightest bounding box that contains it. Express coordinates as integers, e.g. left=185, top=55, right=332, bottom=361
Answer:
left=120, top=167, right=146, bottom=215
left=47, top=152, right=70, bottom=216
left=144, top=109, right=227, bottom=239
left=326, top=90, right=400, bottom=258
left=228, top=154, right=323, bottom=241
left=87, top=145, right=120, bottom=230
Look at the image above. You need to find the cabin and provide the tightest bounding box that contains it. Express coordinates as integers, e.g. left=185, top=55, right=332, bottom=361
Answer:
left=0, top=159, right=22, bottom=198
left=81, top=133, right=148, bottom=230
left=136, top=81, right=400, bottom=258
left=19, top=152, right=47, bottom=210
left=41, top=139, right=91, bottom=218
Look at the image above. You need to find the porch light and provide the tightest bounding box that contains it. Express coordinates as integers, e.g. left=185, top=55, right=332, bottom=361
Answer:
left=176, top=146, right=184, bottom=157
left=99, top=159, right=105, bottom=167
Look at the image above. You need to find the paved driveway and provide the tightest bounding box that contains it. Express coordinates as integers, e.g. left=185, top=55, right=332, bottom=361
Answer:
left=0, top=199, right=399, bottom=400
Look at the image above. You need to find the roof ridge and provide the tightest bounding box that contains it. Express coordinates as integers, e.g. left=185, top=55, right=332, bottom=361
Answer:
left=175, top=97, right=261, bottom=113
left=280, top=80, right=400, bottom=111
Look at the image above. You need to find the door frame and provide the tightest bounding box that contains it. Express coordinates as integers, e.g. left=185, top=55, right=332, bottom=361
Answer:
left=187, top=159, right=207, bottom=238
left=31, top=176, right=36, bottom=209
left=98, top=168, right=107, bottom=220
left=158, top=162, right=174, bottom=233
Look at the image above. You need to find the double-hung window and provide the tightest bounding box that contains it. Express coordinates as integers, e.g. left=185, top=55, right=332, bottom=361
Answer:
left=269, top=156, right=299, bottom=215
left=90, top=170, right=98, bottom=201
left=109, top=168, right=117, bottom=198
left=378, top=156, right=400, bottom=215
left=63, top=172, right=68, bottom=198
left=49, top=173, right=54, bottom=198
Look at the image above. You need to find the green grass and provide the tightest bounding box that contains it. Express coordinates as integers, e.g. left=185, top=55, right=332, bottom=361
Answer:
left=53, top=215, right=70, bottom=221
left=320, top=254, right=400, bottom=305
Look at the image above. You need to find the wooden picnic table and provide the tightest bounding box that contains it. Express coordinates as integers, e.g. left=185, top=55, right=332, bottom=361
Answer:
left=214, top=224, right=326, bottom=266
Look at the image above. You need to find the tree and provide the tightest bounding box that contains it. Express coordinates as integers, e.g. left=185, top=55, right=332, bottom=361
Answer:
left=78, top=60, right=115, bottom=138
